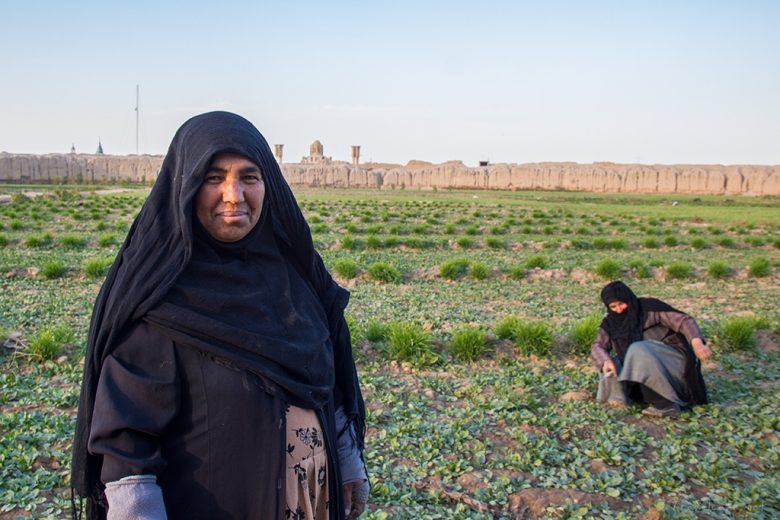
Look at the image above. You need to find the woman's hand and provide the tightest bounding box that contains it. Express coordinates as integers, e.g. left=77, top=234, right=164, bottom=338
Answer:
left=343, top=479, right=369, bottom=519
left=602, top=359, right=618, bottom=377
left=691, top=338, right=712, bottom=361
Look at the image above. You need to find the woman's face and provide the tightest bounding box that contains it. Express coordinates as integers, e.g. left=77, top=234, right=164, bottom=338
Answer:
left=195, top=153, right=265, bottom=242
left=608, top=301, right=628, bottom=314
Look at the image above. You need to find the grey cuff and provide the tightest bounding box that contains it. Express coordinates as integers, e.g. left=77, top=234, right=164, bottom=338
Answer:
left=105, top=475, right=167, bottom=520
left=335, top=406, right=367, bottom=484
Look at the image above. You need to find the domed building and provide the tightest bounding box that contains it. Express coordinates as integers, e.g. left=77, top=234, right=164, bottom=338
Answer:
left=302, top=140, right=331, bottom=164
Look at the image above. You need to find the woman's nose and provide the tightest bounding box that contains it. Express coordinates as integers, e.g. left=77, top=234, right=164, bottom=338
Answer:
left=222, top=179, right=244, bottom=203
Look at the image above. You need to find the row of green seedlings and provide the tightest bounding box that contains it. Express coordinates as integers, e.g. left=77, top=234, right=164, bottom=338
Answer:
left=328, top=233, right=778, bottom=253
left=304, top=208, right=777, bottom=242
left=30, top=257, right=114, bottom=280
left=315, top=218, right=778, bottom=246
left=353, top=314, right=777, bottom=367
left=329, top=255, right=775, bottom=284
left=0, top=231, right=124, bottom=249
left=593, top=256, right=774, bottom=280
left=303, top=201, right=766, bottom=234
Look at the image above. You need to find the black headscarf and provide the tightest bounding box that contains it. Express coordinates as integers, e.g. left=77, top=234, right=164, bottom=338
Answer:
left=599, top=280, right=678, bottom=361
left=71, top=111, right=364, bottom=514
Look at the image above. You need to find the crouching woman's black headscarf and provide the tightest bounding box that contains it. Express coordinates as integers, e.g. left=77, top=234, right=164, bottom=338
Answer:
left=71, top=111, right=365, bottom=518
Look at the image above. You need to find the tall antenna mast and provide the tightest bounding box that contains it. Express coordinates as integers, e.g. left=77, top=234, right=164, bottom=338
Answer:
left=135, top=84, right=140, bottom=155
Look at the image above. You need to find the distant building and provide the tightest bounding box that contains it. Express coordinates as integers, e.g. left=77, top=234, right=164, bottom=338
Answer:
left=302, top=140, right=331, bottom=164
left=351, top=145, right=360, bottom=165
left=274, top=144, right=284, bottom=164
left=70, top=144, right=76, bottom=154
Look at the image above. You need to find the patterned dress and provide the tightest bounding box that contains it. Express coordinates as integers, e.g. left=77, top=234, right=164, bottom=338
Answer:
left=285, top=405, right=329, bottom=520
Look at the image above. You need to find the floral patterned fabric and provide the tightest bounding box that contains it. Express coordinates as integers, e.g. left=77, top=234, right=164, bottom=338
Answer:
left=285, top=405, right=329, bottom=520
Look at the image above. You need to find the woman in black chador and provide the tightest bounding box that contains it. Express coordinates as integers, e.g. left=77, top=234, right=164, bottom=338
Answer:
left=71, top=112, right=368, bottom=519
left=592, top=281, right=712, bottom=418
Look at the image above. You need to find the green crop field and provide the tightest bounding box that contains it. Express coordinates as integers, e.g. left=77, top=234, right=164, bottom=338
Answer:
left=1, top=187, right=778, bottom=519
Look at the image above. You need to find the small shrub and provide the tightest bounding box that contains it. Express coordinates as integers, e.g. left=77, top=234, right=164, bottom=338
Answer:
left=443, top=223, right=456, bottom=234
left=387, top=322, right=437, bottom=367
left=365, top=320, right=388, bottom=342
left=470, top=262, right=489, bottom=280
left=384, top=235, right=400, bottom=247
left=84, top=257, right=113, bottom=278
left=666, top=261, right=693, bottom=279
left=748, top=257, right=771, bottom=277
left=718, top=316, right=767, bottom=351
left=568, top=314, right=602, bottom=356
left=507, top=265, right=525, bottom=280
left=450, top=326, right=487, bottom=362
left=525, top=255, right=548, bottom=269
left=41, top=259, right=66, bottom=279
left=60, top=234, right=87, bottom=250
left=494, top=316, right=521, bottom=341
left=0, top=234, right=8, bottom=247
left=440, top=258, right=470, bottom=280
left=10, top=219, right=23, bottom=230
left=570, top=239, right=592, bottom=249
left=340, top=236, right=358, bottom=250
left=367, top=262, right=401, bottom=283
left=332, top=258, right=359, bottom=279
left=456, top=237, right=473, bottom=249
left=707, top=260, right=731, bottom=279
left=594, top=258, right=622, bottom=279
left=690, top=238, right=708, bottom=250
left=745, top=236, right=765, bottom=247
left=643, top=237, right=659, bottom=249
left=513, top=320, right=554, bottom=357
left=663, top=236, right=679, bottom=247
left=486, top=237, right=506, bottom=249
left=98, top=233, right=118, bottom=247
left=464, top=225, right=480, bottom=236
left=365, top=235, right=382, bottom=249
left=717, top=237, right=736, bottom=248
left=26, top=325, right=74, bottom=363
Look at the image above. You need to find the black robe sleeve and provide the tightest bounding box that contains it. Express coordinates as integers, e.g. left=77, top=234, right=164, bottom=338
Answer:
left=87, top=322, right=180, bottom=483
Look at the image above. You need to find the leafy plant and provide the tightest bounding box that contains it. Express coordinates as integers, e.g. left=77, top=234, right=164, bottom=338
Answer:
left=455, top=237, right=472, bottom=249
left=568, top=314, right=602, bottom=356
left=494, top=315, right=521, bottom=340
left=365, top=320, right=388, bottom=342
left=748, top=256, right=771, bottom=277
left=367, top=262, right=401, bottom=283
left=594, top=258, right=622, bottom=279
left=59, top=234, right=86, bottom=250
left=512, top=320, right=554, bottom=357
left=486, top=237, right=506, bottom=249
left=440, top=258, right=470, bottom=280
left=508, top=265, right=525, bottom=280
left=83, top=257, right=113, bottom=278
left=450, top=326, right=487, bottom=362
left=707, top=260, right=731, bottom=279
left=332, top=258, right=359, bottom=279
left=718, top=316, right=768, bottom=351
left=666, top=261, right=693, bottom=279
left=525, top=255, right=548, bottom=269
left=470, top=262, right=489, bottom=280
left=26, top=325, right=74, bottom=362
left=40, top=259, right=66, bottom=279
left=386, top=322, right=437, bottom=367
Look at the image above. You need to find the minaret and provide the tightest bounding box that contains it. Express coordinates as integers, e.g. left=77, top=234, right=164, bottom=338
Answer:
left=274, top=144, right=284, bottom=164
left=351, top=146, right=360, bottom=165
left=70, top=144, right=76, bottom=154
left=96, top=139, right=104, bottom=155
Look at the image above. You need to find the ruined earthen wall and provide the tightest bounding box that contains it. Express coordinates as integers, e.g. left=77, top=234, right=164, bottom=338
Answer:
left=0, top=153, right=777, bottom=195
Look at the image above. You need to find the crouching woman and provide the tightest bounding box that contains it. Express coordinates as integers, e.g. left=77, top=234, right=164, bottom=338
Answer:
left=591, top=281, right=712, bottom=417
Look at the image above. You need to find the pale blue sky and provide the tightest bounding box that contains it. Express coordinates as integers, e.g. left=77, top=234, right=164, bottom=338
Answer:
left=1, top=0, right=778, bottom=165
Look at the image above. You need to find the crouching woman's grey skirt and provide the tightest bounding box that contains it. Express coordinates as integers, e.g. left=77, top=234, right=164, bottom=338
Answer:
left=597, top=339, right=689, bottom=407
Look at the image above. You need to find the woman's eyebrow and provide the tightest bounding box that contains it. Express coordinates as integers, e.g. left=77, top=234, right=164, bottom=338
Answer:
left=239, top=165, right=261, bottom=174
